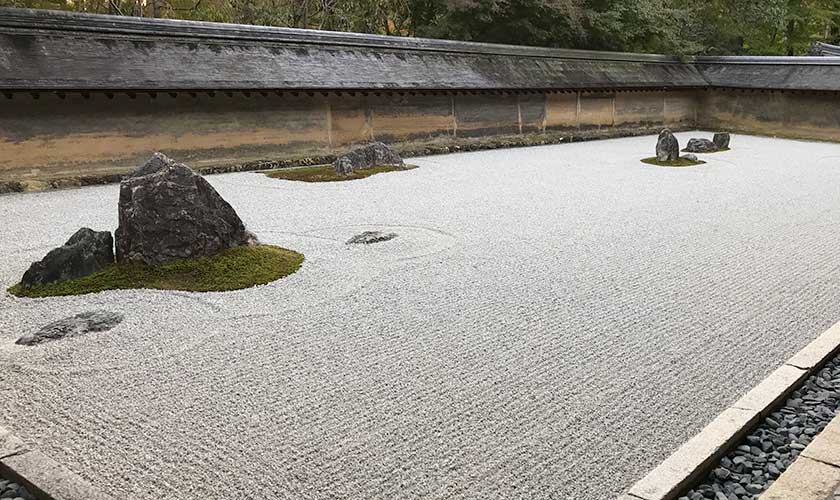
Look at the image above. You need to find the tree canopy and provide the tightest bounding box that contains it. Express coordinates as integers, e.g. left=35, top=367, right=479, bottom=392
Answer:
left=2, top=0, right=839, bottom=55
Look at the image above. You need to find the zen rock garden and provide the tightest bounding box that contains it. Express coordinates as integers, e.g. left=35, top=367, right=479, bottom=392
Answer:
left=646, top=129, right=731, bottom=166
left=9, top=144, right=411, bottom=345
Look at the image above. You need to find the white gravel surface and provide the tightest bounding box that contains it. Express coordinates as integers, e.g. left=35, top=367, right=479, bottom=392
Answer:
left=2, top=132, right=840, bottom=499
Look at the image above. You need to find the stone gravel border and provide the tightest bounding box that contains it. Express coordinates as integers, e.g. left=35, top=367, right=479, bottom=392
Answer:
left=618, top=320, right=840, bottom=500
left=0, top=426, right=111, bottom=500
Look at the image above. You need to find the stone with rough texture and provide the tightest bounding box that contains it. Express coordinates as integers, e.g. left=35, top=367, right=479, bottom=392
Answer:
left=685, top=138, right=718, bottom=153
left=346, top=231, right=398, bottom=245
left=681, top=154, right=699, bottom=162
left=115, top=155, right=256, bottom=265
left=333, top=142, right=405, bottom=175
left=656, top=129, right=680, bottom=162
left=20, top=228, right=113, bottom=288
left=128, top=151, right=175, bottom=178
left=16, top=311, right=124, bottom=346
left=713, top=133, right=730, bottom=150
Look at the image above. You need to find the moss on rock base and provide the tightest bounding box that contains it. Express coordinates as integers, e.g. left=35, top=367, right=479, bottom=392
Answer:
left=641, top=157, right=706, bottom=167
left=8, top=244, right=304, bottom=298
left=266, top=164, right=417, bottom=183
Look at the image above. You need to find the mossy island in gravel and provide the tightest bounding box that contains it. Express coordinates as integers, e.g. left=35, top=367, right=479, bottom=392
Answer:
left=11, top=153, right=305, bottom=298
left=641, top=156, right=706, bottom=167
left=268, top=142, right=415, bottom=183
left=266, top=164, right=417, bottom=182
left=9, top=244, right=304, bottom=298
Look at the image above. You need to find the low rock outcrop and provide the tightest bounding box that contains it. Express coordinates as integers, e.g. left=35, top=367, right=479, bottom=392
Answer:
left=333, top=142, right=405, bottom=175
left=20, top=228, right=114, bottom=288
left=713, top=133, right=731, bottom=149
left=681, top=153, right=699, bottom=162
left=656, top=129, right=680, bottom=162
left=346, top=231, right=398, bottom=245
left=17, top=311, right=124, bottom=345
left=115, top=154, right=256, bottom=265
left=684, top=138, right=718, bottom=153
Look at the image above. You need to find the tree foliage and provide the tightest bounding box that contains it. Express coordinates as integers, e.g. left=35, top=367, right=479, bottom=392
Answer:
left=1, top=0, right=839, bottom=55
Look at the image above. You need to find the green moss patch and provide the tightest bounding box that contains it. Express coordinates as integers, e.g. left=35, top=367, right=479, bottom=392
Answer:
left=641, top=157, right=707, bottom=167
left=8, top=244, right=304, bottom=298
left=266, top=164, right=417, bottom=183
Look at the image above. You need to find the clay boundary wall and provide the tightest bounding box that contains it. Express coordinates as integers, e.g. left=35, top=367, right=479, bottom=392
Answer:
left=0, top=89, right=697, bottom=190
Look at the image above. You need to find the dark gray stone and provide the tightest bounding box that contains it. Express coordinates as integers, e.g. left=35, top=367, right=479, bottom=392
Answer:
left=333, top=142, right=405, bottom=175
left=713, top=133, right=731, bottom=149
left=681, top=153, right=699, bottom=162
left=20, top=228, right=114, bottom=288
left=656, top=129, right=680, bottom=162
left=115, top=154, right=257, bottom=265
left=16, top=310, right=123, bottom=346
left=346, top=231, right=398, bottom=245
left=684, top=138, right=718, bottom=153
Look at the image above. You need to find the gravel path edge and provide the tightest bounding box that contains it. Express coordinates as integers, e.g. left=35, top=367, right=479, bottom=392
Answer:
left=0, top=426, right=111, bottom=500
left=620, top=319, right=840, bottom=500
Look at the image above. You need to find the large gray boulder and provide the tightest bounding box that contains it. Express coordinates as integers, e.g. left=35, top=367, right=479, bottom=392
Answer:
left=713, top=133, right=731, bottom=150
left=684, top=138, right=718, bottom=153
left=115, top=154, right=256, bottom=265
left=20, top=228, right=114, bottom=288
left=656, top=129, right=680, bottom=162
left=17, top=311, right=124, bottom=346
left=334, top=142, right=405, bottom=175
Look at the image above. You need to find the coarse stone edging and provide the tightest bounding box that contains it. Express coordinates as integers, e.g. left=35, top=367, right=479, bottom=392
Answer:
left=620, top=320, right=840, bottom=500
left=0, top=426, right=111, bottom=500
left=759, top=410, right=840, bottom=499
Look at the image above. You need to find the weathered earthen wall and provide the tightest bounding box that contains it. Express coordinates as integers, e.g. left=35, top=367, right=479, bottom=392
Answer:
left=0, top=89, right=697, bottom=185
left=697, top=89, right=840, bottom=143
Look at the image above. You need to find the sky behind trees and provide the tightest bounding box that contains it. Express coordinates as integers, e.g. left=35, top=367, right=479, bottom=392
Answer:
left=2, top=0, right=839, bottom=55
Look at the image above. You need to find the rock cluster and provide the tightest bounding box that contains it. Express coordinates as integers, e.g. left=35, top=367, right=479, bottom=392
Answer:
left=346, top=231, right=398, bottom=245
left=20, top=228, right=114, bottom=288
left=16, top=311, right=124, bottom=346
left=656, top=129, right=680, bottom=162
left=116, top=153, right=256, bottom=265
left=0, top=478, right=34, bottom=500
left=16, top=153, right=257, bottom=290
left=680, top=355, right=840, bottom=500
left=334, top=142, right=405, bottom=175
left=684, top=133, right=732, bottom=153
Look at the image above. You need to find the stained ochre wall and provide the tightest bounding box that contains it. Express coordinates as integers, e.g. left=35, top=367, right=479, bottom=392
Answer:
left=697, top=89, right=840, bottom=143
left=0, top=89, right=700, bottom=183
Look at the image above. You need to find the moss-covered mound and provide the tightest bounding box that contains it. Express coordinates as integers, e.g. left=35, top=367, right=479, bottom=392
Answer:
left=641, top=157, right=707, bottom=167
left=8, top=244, right=304, bottom=298
left=266, top=164, right=417, bottom=183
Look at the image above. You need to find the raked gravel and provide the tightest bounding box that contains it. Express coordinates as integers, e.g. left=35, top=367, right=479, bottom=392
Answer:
left=2, top=132, right=840, bottom=500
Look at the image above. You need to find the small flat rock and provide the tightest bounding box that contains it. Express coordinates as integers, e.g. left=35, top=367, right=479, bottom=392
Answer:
left=17, top=311, right=124, bottom=346
left=346, top=231, right=398, bottom=245
left=681, top=153, right=699, bottom=162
